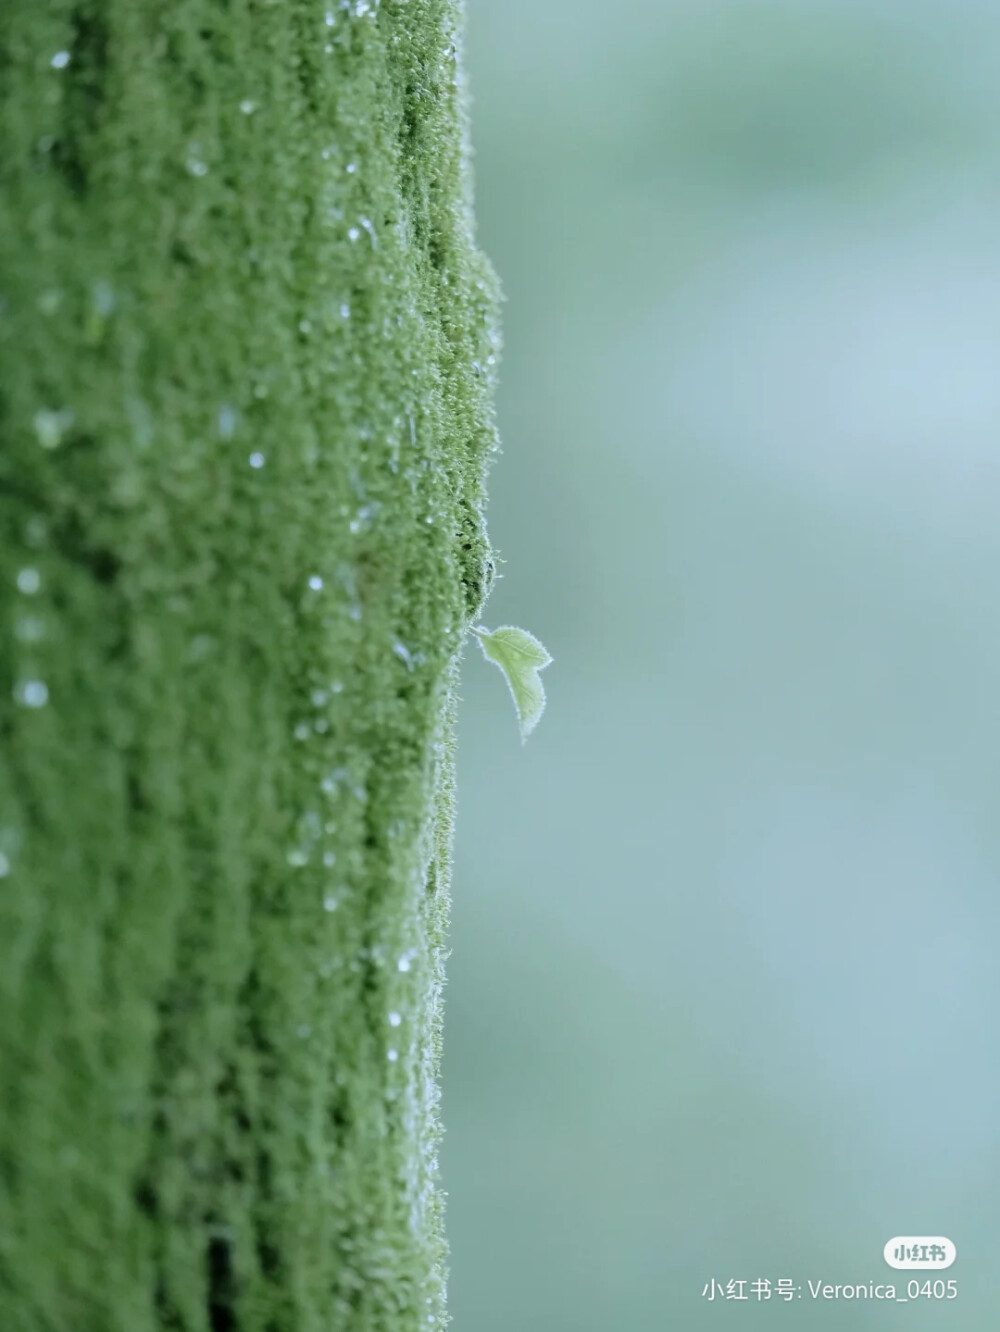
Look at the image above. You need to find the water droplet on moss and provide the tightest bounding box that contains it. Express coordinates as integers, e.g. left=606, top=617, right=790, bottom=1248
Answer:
left=33, top=408, right=73, bottom=449
left=349, top=503, right=379, bottom=535
left=359, top=216, right=377, bottom=247
left=186, top=144, right=209, bottom=176
left=186, top=634, right=214, bottom=661
left=16, top=568, right=41, bottom=595
left=14, top=679, right=48, bottom=708
left=217, top=404, right=238, bottom=438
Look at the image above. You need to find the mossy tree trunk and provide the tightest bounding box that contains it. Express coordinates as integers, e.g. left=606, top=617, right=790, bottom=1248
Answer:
left=0, top=3, right=498, bottom=1329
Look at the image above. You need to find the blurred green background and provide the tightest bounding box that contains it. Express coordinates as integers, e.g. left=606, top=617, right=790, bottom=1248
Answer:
left=443, top=1, right=1000, bottom=1326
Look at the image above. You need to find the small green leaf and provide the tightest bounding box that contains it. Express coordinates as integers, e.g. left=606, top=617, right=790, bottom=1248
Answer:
left=471, top=624, right=552, bottom=742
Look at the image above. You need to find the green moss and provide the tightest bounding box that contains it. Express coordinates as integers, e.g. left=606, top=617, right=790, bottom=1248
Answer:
left=0, top=3, right=499, bottom=1328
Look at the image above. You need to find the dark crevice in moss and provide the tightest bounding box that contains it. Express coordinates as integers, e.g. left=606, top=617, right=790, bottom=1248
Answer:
left=206, top=1232, right=237, bottom=1332
left=49, top=5, right=111, bottom=198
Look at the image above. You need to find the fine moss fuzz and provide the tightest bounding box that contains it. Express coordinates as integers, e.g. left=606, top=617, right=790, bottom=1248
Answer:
left=0, top=3, right=499, bottom=1329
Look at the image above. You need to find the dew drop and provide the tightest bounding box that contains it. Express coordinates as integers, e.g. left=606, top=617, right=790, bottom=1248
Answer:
left=33, top=408, right=74, bottom=449
left=293, top=721, right=311, bottom=741
left=340, top=303, right=350, bottom=319
left=308, top=574, right=324, bottom=591
left=239, top=98, right=256, bottom=115
left=298, top=318, right=312, bottom=334
left=387, top=1048, right=398, bottom=1062
left=187, top=634, right=214, bottom=660
left=16, top=568, right=41, bottom=595
left=346, top=161, right=358, bottom=174
left=186, top=144, right=209, bottom=176
left=388, top=1011, right=402, bottom=1027
left=311, top=688, right=328, bottom=707
left=92, top=281, right=115, bottom=318
left=397, top=954, right=412, bottom=974
left=313, top=718, right=329, bottom=734
left=14, top=679, right=48, bottom=708
left=359, top=216, right=377, bottom=247
left=50, top=51, right=71, bottom=69
left=323, top=850, right=337, bottom=867
left=248, top=451, right=266, bottom=469
left=347, top=227, right=360, bottom=242
left=349, top=503, right=379, bottom=535
left=323, top=894, right=339, bottom=912
left=392, top=641, right=415, bottom=670
left=329, top=680, right=344, bottom=694
left=217, top=403, right=238, bottom=438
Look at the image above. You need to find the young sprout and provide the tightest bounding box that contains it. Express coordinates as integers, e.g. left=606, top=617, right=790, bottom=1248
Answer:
left=471, top=624, right=552, bottom=743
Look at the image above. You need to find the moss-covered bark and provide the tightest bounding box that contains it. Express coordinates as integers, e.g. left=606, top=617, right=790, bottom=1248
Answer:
left=0, top=3, right=498, bottom=1329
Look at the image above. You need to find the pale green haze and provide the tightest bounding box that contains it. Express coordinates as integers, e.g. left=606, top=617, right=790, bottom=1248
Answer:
left=445, top=1, right=1000, bottom=1327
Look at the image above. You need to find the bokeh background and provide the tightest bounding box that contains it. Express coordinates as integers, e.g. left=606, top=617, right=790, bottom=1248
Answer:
left=442, top=1, right=1000, bottom=1326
